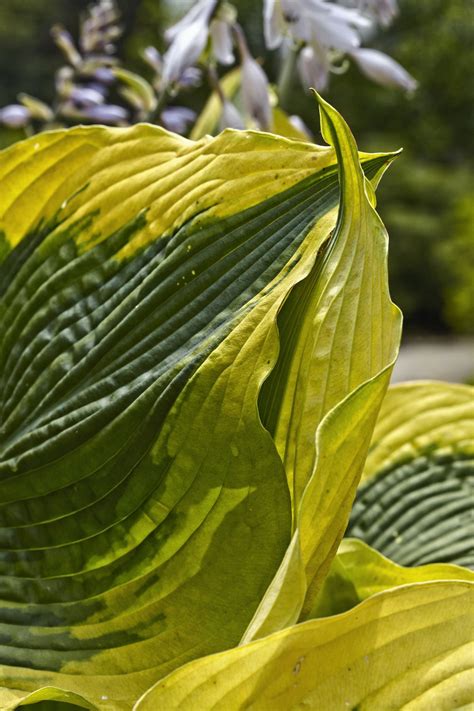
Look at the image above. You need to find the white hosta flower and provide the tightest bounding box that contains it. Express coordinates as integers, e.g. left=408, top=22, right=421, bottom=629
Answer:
left=219, top=99, right=245, bottom=130
left=296, top=1, right=371, bottom=52
left=210, top=19, right=235, bottom=65
left=0, top=104, right=31, bottom=128
left=264, top=0, right=371, bottom=52
left=297, top=44, right=330, bottom=91
left=165, top=0, right=217, bottom=43
left=162, top=19, right=209, bottom=85
left=263, top=0, right=286, bottom=50
left=241, top=54, right=271, bottom=130
left=162, top=0, right=217, bottom=85
left=234, top=24, right=271, bottom=130
left=350, top=48, right=417, bottom=92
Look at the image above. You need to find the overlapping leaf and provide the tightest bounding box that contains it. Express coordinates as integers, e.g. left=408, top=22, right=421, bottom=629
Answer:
left=310, top=537, right=474, bottom=618
left=348, top=381, right=474, bottom=567
left=135, top=581, right=474, bottom=710
left=0, top=99, right=398, bottom=708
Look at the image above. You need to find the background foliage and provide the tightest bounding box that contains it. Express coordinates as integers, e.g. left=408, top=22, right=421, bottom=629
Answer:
left=0, top=0, right=472, bottom=334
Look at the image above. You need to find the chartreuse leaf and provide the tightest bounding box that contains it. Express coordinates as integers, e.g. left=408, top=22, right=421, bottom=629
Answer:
left=310, top=538, right=474, bottom=618
left=241, top=95, right=401, bottom=641
left=348, top=381, right=474, bottom=567
left=135, top=580, right=474, bottom=710
left=5, top=688, right=93, bottom=710
left=0, top=109, right=393, bottom=708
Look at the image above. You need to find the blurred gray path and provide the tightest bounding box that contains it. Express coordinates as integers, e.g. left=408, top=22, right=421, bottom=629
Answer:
left=391, top=337, right=474, bottom=384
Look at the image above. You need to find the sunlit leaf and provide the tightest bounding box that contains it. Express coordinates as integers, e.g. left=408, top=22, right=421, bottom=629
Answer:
left=135, top=581, right=474, bottom=710
left=242, top=95, right=401, bottom=640
left=310, top=537, right=474, bottom=618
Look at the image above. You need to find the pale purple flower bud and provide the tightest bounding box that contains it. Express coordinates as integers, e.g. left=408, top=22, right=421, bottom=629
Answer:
left=70, top=86, right=105, bottom=106
left=162, top=19, right=209, bottom=85
left=0, top=104, right=31, bottom=128
left=297, top=44, right=330, bottom=92
left=83, top=104, right=128, bottom=123
left=161, top=106, right=196, bottom=134
left=210, top=19, right=235, bottom=65
left=179, top=67, right=203, bottom=88
left=263, top=0, right=286, bottom=50
left=350, top=48, right=418, bottom=92
left=219, top=100, right=245, bottom=131
left=93, top=67, right=115, bottom=84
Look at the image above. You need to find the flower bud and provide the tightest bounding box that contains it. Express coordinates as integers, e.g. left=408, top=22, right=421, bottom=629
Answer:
left=162, top=19, right=209, bottom=85
left=297, top=45, right=330, bottom=91
left=210, top=19, right=235, bottom=65
left=70, top=86, right=105, bottom=106
left=219, top=100, right=245, bottom=131
left=72, top=103, right=128, bottom=124
left=241, top=54, right=271, bottom=130
left=161, top=106, right=196, bottom=134
left=350, top=48, right=417, bottom=92
left=0, top=104, right=31, bottom=128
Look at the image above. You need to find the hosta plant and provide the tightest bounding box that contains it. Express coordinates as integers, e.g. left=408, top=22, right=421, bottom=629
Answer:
left=0, top=96, right=471, bottom=710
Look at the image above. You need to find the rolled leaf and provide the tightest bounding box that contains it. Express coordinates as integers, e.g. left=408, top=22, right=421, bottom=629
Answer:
left=242, top=95, right=401, bottom=640
left=135, top=581, right=474, bottom=710
left=348, top=381, right=474, bottom=567
left=0, top=105, right=396, bottom=707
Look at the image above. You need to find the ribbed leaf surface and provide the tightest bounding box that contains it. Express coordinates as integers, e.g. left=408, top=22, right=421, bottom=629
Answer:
left=348, top=382, right=474, bottom=567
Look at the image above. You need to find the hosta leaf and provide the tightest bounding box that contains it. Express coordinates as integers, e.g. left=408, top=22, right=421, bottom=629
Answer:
left=348, top=381, right=474, bottom=567
left=135, top=581, right=474, bottom=710
left=242, top=96, right=401, bottom=640
left=310, top=537, right=474, bottom=618
left=0, top=105, right=395, bottom=707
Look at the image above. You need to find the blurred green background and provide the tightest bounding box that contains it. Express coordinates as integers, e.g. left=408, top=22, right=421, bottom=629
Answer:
left=0, top=0, right=472, bottom=336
